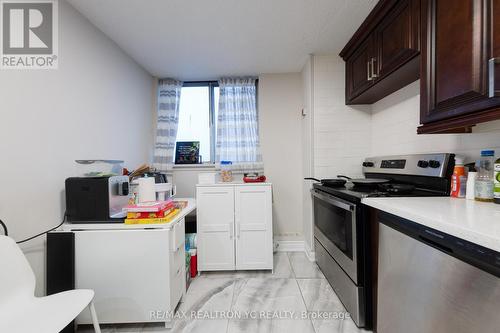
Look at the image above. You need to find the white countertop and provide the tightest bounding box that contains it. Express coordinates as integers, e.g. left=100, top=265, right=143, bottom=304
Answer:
left=196, top=182, right=272, bottom=187
left=362, top=197, right=500, bottom=252
left=60, top=198, right=196, bottom=231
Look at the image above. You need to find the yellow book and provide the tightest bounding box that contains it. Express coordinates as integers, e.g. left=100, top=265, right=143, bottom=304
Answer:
left=124, top=209, right=180, bottom=225
left=126, top=208, right=174, bottom=219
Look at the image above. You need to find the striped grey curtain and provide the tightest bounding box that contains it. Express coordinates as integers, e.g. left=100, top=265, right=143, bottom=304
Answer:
left=216, top=77, right=263, bottom=172
left=153, top=79, right=183, bottom=172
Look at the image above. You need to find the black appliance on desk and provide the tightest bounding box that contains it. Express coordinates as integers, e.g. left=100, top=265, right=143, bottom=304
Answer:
left=65, top=175, right=130, bottom=223
left=310, top=153, right=455, bottom=329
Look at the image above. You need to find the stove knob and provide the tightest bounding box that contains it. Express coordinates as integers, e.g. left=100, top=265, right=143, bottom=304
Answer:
left=417, top=160, right=429, bottom=168
left=429, top=160, right=441, bottom=168
left=363, top=162, right=374, bottom=167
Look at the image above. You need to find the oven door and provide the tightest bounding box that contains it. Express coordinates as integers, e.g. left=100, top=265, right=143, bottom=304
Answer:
left=312, top=189, right=358, bottom=283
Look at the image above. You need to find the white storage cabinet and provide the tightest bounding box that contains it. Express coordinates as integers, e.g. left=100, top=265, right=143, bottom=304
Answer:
left=69, top=219, right=186, bottom=328
left=196, top=183, right=273, bottom=272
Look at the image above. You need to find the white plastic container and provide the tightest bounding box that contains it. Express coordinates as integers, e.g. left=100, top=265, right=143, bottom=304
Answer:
left=75, top=159, right=124, bottom=177
left=138, top=177, right=156, bottom=203
left=466, top=172, right=477, bottom=200
left=198, top=172, right=217, bottom=184
left=154, top=183, right=173, bottom=201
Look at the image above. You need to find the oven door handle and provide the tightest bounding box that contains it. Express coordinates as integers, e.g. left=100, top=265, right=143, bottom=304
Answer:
left=312, top=190, right=356, bottom=212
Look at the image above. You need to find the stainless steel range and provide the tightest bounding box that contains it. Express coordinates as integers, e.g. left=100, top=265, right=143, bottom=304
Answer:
left=310, top=153, right=455, bottom=329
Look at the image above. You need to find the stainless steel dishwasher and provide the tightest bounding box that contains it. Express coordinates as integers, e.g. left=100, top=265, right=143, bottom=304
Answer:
left=377, top=211, right=500, bottom=333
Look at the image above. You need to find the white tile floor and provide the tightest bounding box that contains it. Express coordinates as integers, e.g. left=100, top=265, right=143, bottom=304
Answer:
left=77, top=252, right=371, bottom=333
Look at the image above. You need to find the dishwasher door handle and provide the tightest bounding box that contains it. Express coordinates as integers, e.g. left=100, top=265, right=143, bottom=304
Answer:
left=418, top=235, right=453, bottom=254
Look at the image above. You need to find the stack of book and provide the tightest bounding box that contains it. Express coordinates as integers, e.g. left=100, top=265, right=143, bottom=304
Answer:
left=123, top=199, right=180, bottom=225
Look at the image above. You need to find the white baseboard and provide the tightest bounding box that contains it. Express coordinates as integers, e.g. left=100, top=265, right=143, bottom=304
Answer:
left=304, top=245, right=315, bottom=262
left=274, top=240, right=305, bottom=252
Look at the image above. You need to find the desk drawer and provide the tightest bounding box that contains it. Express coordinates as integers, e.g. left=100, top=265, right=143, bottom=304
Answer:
left=170, top=243, right=184, bottom=277
left=170, top=250, right=185, bottom=307
left=171, top=219, right=185, bottom=252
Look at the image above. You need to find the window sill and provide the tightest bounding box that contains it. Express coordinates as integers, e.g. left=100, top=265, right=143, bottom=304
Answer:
left=172, top=164, right=217, bottom=171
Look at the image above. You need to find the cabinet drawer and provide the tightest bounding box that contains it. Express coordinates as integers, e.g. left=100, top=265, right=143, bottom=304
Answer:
left=169, top=255, right=184, bottom=307
left=171, top=219, right=185, bottom=252
left=170, top=243, right=184, bottom=278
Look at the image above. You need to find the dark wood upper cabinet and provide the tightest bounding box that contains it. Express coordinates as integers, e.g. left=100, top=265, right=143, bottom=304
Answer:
left=418, top=0, right=500, bottom=133
left=340, top=0, right=421, bottom=105
left=342, top=0, right=500, bottom=133
left=494, top=0, right=500, bottom=89
left=376, top=0, right=420, bottom=77
left=346, top=36, right=375, bottom=100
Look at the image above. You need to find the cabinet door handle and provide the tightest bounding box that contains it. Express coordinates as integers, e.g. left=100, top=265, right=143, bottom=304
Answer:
left=371, top=58, right=378, bottom=79
left=367, top=60, right=373, bottom=81
left=236, top=222, right=241, bottom=238
left=489, top=58, right=500, bottom=98
left=229, top=223, right=234, bottom=239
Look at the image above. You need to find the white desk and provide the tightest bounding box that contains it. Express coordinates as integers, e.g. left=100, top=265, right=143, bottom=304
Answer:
left=54, top=198, right=196, bottom=328
left=61, top=198, right=196, bottom=231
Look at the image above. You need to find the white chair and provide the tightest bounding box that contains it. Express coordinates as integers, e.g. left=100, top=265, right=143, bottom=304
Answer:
left=0, top=235, right=101, bottom=333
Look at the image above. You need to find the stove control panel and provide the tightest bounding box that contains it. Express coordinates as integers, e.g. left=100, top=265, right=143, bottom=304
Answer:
left=417, top=159, right=441, bottom=169
left=381, top=159, right=406, bottom=169
left=363, top=153, right=454, bottom=178
left=429, top=160, right=441, bottom=168
left=417, top=160, right=429, bottom=168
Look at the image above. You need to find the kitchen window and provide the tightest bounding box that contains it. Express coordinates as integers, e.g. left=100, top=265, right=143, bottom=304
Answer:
left=175, top=81, right=219, bottom=164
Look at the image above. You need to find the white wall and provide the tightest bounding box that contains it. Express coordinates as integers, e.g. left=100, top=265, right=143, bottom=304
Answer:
left=371, top=80, right=500, bottom=162
left=300, top=55, right=372, bottom=256
left=301, top=56, right=314, bottom=254
left=0, top=0, right=154, bottom=295
left=259, top=73, right=304, bottom=241
left=312, top=55, right=372, bottom=178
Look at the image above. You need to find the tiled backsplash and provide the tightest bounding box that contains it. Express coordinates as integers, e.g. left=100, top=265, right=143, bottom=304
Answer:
left=310, top=55, right=500, bottom=179
left=371, top=80, right=500, bottom=164
left=312, top=56, right=372, bottom=179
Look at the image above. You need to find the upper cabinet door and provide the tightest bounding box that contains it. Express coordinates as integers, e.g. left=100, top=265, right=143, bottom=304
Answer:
left=419, top=0, right=500, bottom=128
left=341, top=0, right=421, bottom=105
left=196, top=186, right=235, bottom=271
left=346, top=36, right=375, bottom=101
left=234, top=185, right=273, bottom=271
left=375, top=0, right=420, bottom=78
left=492, top=0, right=500, bottom=98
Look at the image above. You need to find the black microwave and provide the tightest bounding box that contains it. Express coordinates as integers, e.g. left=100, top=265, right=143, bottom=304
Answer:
left=65, top=176, right=130, bottom=223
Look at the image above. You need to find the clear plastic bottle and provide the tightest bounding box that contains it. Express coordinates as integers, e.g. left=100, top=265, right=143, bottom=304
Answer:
left=475, top=150, right=495, bottom=202
left=494, top=156, right=500, bottom=204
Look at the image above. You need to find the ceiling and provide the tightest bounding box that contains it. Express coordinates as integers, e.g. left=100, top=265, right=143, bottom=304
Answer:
left=67, top=0, right=378, bottom=80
